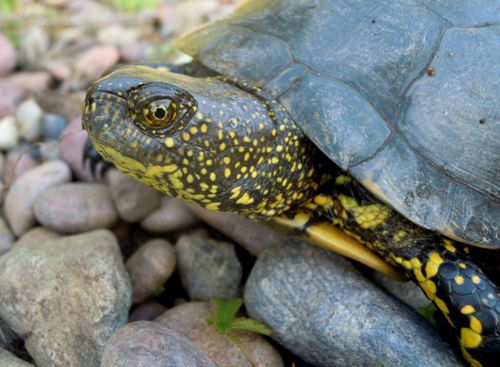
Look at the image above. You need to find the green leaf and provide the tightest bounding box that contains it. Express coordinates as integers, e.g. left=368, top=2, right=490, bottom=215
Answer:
left=206, top=297, right=243, bottom=333
left=417, top=303, right=438, bottom=327
left=230, top=317, right=272, bottom=336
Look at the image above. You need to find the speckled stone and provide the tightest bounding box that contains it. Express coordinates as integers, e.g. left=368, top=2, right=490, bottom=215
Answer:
left=101, top=321, right=217, bottom=367
left=244, top=237, right=464, bottom=367
left=0, top=348, right=34, bottom=367
left=107, top=169, right=161, bottom=223
left=0, top=230, right=131, bottom=367
left=176, top=232, right=243, bottom=301
left=157, top=302, right=284, bottom=367
left=3, top=160, right=71, bottom=236
left=33, top=183, right=119, bottom=234
left=125, top=238, right=176, bottom=304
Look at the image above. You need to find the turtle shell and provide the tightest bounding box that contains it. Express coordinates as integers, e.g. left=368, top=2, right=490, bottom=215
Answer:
left=179, top=0, right=500, bottom=247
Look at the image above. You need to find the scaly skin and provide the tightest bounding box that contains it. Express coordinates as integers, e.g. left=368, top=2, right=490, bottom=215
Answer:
left=82, top=66, right=499, bottom=366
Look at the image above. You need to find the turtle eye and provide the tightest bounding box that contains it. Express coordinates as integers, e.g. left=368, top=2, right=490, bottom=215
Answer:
left=143, top=99, right=177, bottom=128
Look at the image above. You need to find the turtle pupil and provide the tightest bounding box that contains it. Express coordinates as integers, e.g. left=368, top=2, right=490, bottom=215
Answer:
left=154, top=107, right=166, bottom=119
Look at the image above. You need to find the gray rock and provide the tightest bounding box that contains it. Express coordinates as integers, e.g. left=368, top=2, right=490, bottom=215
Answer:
left=101, top=321, right=217, bottom=367
left=244, top=237, right=464, bottom=367
left=157, top=302, right=284, bottom=367
left=33, top=183, right=119, bottom=234
left=0, top=33, right=17, bottom=76
left=188, top=203, right=282, bottom=256
left=373, top=272, right=432, bottom=311
left=141, top=197, right=200, bottom=233
left=107, top=169, right=161, bottom=223
left=19, top=26, right=50, bottom=69
left=15, top=98, right=43, bottom=142
left=0, top=116, right=19, bottom=150
left=125, top=238, right=176, bottom=304
left=0, top=216, right=14, bottom=255
left=177, top=233, right=243, bottom=301
left=13, top=227, right=61, bottom=248
left=0, top=348, right=34, bottom=367
left=0, top=230, right=131, bottom=367
left=40, top=113, right=67, bottom=141
left=3, top=160, right=71, bottom=236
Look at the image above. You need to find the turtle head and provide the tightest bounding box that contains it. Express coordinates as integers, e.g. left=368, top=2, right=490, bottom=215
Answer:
left=83, top=65, right=319, bottom=217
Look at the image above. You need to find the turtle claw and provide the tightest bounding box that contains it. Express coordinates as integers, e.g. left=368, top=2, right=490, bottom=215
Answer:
left=83, top=138, right=113, bottom=177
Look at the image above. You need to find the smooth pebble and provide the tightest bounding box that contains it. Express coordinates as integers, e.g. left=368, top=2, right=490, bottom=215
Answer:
left=16, top=98, right=43, bottom=141
left=3, top=160, right=71, bottom=236
left=141, top=197, right=200, bottom=233
left=0, top=116, right=19, bottom=150
left=126, top=238, right=176, bottom=304
left=33, top=182, right=119, bottom=234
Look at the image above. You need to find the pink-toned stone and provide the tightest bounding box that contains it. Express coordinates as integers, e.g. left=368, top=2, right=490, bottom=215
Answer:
left=156, top=302, right=284, bottom=367
left=13, top=227, right=61, bottom=248
left=6, top=72, right=52, bottom=92
left=2, top=146, right=38, bottom=185
left=129, top=301, right=168, bottom=322
left=141, top=198, right=200, bottom=233
left=188, top=203, right=283, bottom=256
left=75, top=46, right=120, bottom=80
left=33, top=183, right=119, bottom=234
left=126, top=239, right=176, bottom=304
left=59, top=118, right=97, bottom=182
left=3, top=160, right=71, bottom=236
left=0, top=80, right=24, bottom=118
left=0, top=33, right=17, bottom=76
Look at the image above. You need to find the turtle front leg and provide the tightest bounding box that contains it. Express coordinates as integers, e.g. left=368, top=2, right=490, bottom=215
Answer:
left=276, top=174, right=499, bottom=367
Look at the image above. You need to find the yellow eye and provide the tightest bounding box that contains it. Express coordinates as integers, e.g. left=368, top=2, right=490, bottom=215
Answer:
left=142, top=99, right=177, bottom=128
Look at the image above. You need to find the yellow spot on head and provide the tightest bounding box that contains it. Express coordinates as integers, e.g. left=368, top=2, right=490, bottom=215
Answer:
left=205, top=202, right=220, bottom=211
left=236, top=192, right=254, bottom=205
left=182, top=132, right=190, bottom=141
left=165, top=137, right=175, bottom=148
left=224, top=168, right=231, bottom=178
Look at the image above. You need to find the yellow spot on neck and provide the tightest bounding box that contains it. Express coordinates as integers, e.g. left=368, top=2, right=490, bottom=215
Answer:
left=165, top=137, right=175, bottom=148
left=460, top=328, right=482, bottom=349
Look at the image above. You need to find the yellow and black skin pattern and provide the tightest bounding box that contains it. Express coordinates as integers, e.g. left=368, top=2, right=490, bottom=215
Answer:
left=82, top=65, right=499, bottom=367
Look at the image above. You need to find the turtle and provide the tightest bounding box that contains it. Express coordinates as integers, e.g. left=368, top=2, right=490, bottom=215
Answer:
left=82, top=0, right=500, bottom=365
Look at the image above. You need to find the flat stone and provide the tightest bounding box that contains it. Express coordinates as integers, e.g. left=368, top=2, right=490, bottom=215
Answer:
left=0, top=230, right=131, bottom=367
left=107, top=169, right=161, bottom=223
left=188, top=203, right=282, bottom=256
left=3, top=160, right=71, bottom=236
left=0, top=348, right=34, bottom=367
left=0, top=34, right=17, bottom=77
left=6, top=72, right=53, bottom=92
left=125, top=238, right=176, bottom=304
left=33, top=183, right=118, bottom=234
left=157, top=302, right=284, bottom=367
left=141, top=197, right=200, bottom=233
left=176, top=232, right=242, bottom=301
left=244, top=237, right=464, bottom=367
left=0, top=216, right=14, bottom=255
left=101, top=321, right=217, bottom=367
